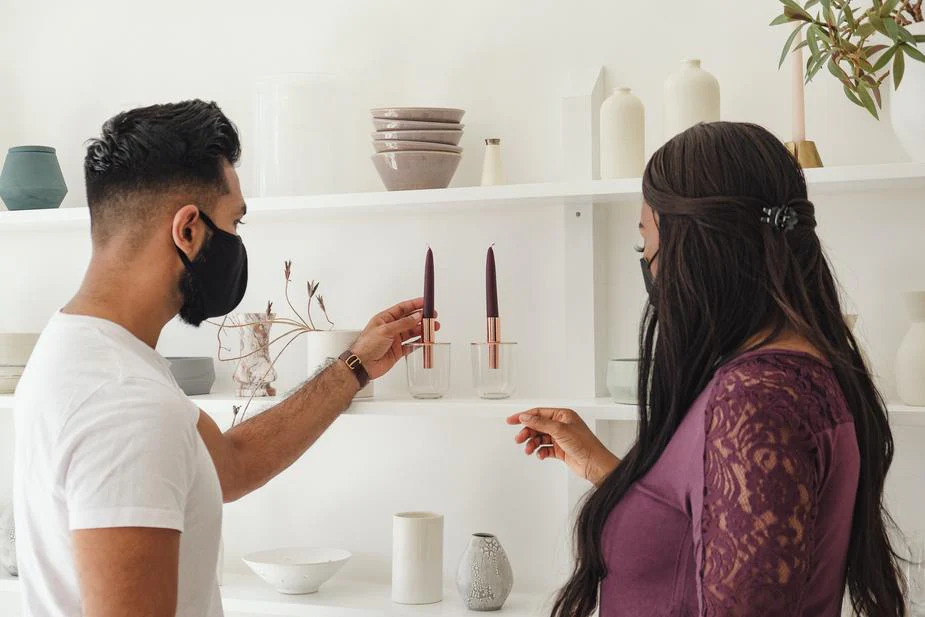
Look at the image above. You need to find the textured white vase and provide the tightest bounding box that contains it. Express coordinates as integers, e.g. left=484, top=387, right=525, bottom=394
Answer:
left=306, top=329, right=373, bottom=398
left=663, top=59, right=720, bottom=141
left=230, top=313, right=277, bottom=397
left=456, top=533, right=513, bottom=611
left=896, top=291, right=925, bottom=406
left=392, top=512, right=443, bottom=605
left=890, top=22, right=925, bottom=162
left=599, top=87, right=645, bottom=179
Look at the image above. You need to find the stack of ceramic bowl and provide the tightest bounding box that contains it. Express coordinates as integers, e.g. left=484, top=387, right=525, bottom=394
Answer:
left=0, top=333, right=40, bottom=394
left=370, top=107, right=465, bottom=191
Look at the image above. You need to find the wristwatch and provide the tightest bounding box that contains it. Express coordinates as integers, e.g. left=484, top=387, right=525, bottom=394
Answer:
left=338, top=350, right=370, bottom=390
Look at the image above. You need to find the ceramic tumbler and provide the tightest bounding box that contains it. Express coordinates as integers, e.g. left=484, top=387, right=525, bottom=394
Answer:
left=392, top=512, right=444, bottom=604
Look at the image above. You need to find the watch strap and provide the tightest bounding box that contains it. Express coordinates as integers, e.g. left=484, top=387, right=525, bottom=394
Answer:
left=339, top=350, right=370, bottom=390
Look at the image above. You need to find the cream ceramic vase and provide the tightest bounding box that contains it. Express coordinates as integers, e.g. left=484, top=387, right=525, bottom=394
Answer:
left=890, top=22, right=925, bottom=162
left=306, top=329, right=373, bottom=398
left=896, top=291, right=925, bottom=406
left=600, top=87, right=645, bottom=179
left=392, top=512, right=443, bottom=605
left=663, top=59, right=720, bottom=141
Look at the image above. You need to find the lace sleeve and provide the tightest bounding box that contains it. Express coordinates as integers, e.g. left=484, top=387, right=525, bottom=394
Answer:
left=699, top=368, right=819, bottom=616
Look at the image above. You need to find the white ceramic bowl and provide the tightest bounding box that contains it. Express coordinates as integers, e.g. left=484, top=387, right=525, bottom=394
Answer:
left=0, top=333, right=40, bottom=366
left=243, top=547, right=351, bottom=595
left=371, top=107, right=465, bottom=123
left=371, top=130, right=463, bottom=146
left=372, top=151, right=461, bottom=191
left=372, top=140, right=462, bottom=154
left=372, top=118, right=463, bottom=131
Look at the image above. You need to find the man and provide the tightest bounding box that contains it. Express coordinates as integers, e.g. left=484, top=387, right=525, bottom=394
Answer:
left=13, top=100, right=430, bottom=617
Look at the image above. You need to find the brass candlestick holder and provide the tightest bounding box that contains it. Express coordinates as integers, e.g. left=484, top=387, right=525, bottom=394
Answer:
left=785, top=140, right=823, bottom=169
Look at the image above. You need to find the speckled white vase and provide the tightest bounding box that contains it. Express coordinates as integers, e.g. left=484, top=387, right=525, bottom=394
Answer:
left=0, top=504, right=16, bottom=576
left=896, top=291, right=925, bottom=406
left=456, top=533, right=513, bottom=611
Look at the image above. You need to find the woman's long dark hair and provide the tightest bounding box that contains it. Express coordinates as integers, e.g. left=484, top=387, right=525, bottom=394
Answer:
left=552, top=122, right=905, bottom=617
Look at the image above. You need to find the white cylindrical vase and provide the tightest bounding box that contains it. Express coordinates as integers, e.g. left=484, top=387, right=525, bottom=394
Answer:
left=392, top=512, right=444, bottom=605
left=663, top=59, right=720, bottom=142
left=306, top=330, right=373, bottom=398
left=600, top=87, right=645, bottom=179
left=890, top=22, right=925, bottom=162
left=896, top=291, right=925, bottom=406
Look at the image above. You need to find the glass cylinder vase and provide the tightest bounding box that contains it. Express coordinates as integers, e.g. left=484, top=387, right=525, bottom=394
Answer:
left=470, top=342, right=517, bottom=399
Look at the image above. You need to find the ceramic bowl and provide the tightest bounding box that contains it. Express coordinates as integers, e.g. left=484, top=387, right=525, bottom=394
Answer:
left=372, top=140, right=462, bottom=154
left=166, top=357, right=215, bottom=396
left=371, top=130, right=463, bottom=146
left=371, top=107, right=465, bottom=123
left=0, top=333, right=40, bottom=366
left=243, top=547, right=352, bottom=595
left=372, top=118, right=463, bottom=131
left=372, top=151, right=461, bottom=191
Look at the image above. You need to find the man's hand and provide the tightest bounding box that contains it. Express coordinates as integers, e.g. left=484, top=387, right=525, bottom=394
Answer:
left=351, top=297, right=439, bottom=380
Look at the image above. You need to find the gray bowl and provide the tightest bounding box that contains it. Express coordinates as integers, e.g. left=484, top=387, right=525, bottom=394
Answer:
left=370, top=107, right=465, bottom=123
left=372, top=118, right=464, bottom=131
left=371, top=130, right=463, bottom=146
left=167, top=357, right=215, bottom=396
left=372, top=140, right=463, bottom=154
left=372, top=151, right=461, bottom=191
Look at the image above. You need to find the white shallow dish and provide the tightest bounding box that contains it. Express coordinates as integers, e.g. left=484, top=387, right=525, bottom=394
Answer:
left=0, top=333, right=40, bottom=366
left=243, top=547, right=352, bottom=595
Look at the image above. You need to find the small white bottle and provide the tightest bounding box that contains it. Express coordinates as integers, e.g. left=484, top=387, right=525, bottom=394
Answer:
left=481, top=138, right=505, bottom=186
left=599, top=87, right=645, bottom=179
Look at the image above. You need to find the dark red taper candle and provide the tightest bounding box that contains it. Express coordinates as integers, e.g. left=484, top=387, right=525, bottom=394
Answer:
left=423, top=248, right=435, bottom=319
left=486, top=246, right=499, bottom=318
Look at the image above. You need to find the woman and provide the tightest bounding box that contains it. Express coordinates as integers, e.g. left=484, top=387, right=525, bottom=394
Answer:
left=509, top=122, right=905, bottom=616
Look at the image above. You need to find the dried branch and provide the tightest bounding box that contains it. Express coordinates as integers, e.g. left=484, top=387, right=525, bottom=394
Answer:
left=317, top=295, right=335, bottom=329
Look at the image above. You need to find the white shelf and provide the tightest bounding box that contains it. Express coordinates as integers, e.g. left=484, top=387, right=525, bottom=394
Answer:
left=220, top=572, right=551, bottom=617
left=0, top=570, right=552, bottom=617
left=2, top=392, right=921, bottom=424
left=1, top=163, right=922, bottom=230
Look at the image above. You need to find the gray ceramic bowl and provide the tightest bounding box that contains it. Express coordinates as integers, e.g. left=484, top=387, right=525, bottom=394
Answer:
left=372, top=140, right=462, bottom=154
left=371, top=107, right=465, bottom=123
left=167, top=357, right=215, bottom=396
left=372, top=118, right=464, bottom=131
left=371, top=130, right=463, bottom=146
left=372, top=151, right=461, bottom=191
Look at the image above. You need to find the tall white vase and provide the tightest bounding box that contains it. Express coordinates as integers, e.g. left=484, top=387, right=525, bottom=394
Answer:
left=599, top=87, right=645, bottom=179
left=663, top=59, right=720, bottom=141
left=305, top=330, right=373, bottom=398
left=889, top=22, right=925, bottom=162
left=896, top=291, right=925, bottom=406
left=392, top=512, right=443, bottom=605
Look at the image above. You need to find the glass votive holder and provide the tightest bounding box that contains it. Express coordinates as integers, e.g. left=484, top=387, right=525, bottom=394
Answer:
left=404, top=342, right=451, bottom=399
left=470, top=342, right=517, bottom=399
left=606, top=358, right=638, bottom=404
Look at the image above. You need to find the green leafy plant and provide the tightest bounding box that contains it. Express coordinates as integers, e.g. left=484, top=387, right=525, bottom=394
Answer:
left=772, top=0, right=925, bottom=118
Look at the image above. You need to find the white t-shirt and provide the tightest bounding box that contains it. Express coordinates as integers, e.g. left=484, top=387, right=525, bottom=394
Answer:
left=13, top=312, right=223, bottom=617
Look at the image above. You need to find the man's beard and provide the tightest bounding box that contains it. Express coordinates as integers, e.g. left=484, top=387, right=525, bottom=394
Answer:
left=177, top=235, right=211, bottom=327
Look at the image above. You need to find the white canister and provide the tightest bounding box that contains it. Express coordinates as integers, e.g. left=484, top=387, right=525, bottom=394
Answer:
left=480, top=139, right=505, bottom=186
left=663, top=59, right=720, bottom=141
left=392, top=512, right=444, bottom=605
left=305, top=330, right=373, bottom=398
left=896, top=291, right=925, bottom=406
left=600, top=87, right=645, bottom=179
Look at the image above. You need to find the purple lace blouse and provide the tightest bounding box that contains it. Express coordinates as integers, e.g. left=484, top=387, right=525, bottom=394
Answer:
left=600, top=350, right=859, bottom=616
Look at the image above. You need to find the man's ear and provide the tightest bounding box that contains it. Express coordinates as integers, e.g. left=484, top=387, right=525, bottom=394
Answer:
left=172, top=205, right=202, bottom=258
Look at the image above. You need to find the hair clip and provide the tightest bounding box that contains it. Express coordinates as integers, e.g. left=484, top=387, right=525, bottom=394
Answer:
left=761, top=205, right=798, bottom=232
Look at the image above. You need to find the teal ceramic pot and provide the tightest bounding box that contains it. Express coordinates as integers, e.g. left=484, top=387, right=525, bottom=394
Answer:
left=0, top=146, right=68, bottom=211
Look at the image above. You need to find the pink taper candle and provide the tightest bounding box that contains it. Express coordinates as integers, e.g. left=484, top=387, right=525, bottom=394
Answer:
left=791, top=24, right=806, bottom=144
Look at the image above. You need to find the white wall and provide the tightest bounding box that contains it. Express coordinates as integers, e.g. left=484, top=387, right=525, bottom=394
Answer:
left=1, top=0, right=923, bottom=599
